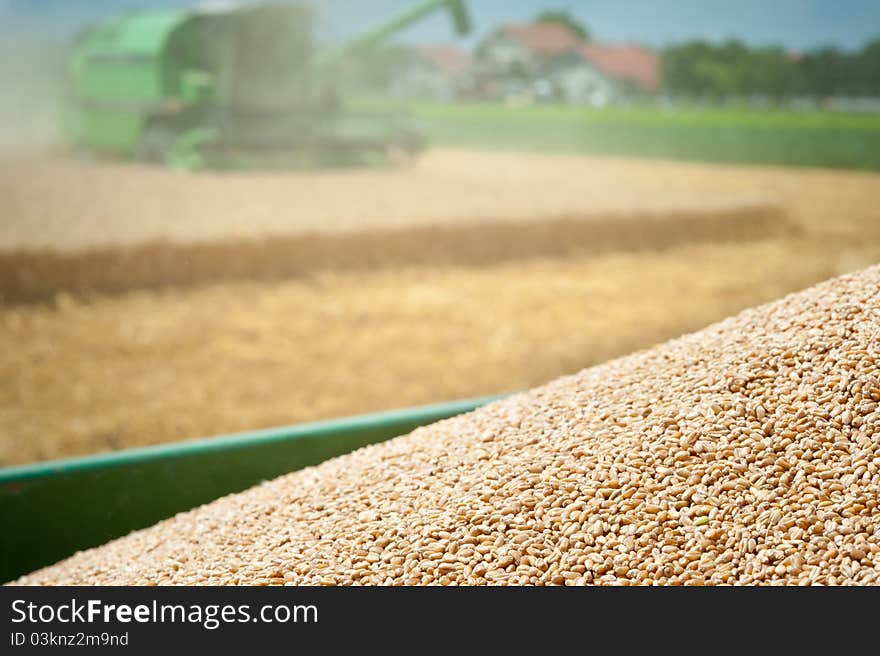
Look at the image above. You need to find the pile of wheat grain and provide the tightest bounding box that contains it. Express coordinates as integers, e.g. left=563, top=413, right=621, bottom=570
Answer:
left=14, top=265, right=880, bottom=585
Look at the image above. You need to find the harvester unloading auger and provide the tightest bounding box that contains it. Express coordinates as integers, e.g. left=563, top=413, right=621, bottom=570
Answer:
left=62, top=1, right=472, bottom=170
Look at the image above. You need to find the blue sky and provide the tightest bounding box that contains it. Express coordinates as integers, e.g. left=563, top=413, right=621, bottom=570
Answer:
left=3, top=0, right=879, bottom=51
left=325, top=0, right=880, bottom=51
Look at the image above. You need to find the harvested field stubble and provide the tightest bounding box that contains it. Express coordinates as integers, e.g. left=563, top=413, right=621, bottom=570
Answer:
left=0, top=149, right=786, bottom=252
left=0, top=204, right=788, bottom=302
left=16, top=265, right=880, bottom=586
left=2, top=147, right=876, bottom=302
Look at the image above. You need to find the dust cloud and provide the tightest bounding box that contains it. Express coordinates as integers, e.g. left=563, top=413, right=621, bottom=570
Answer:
left=0, top=17, right=66, bottom=150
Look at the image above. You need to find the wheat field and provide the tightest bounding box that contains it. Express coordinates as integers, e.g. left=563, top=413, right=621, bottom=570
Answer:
left=1, top=149, right=878, bottom=465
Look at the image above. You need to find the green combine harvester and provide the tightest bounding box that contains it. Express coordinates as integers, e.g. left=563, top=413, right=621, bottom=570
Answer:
left=62, top=0, right=471, bottom=169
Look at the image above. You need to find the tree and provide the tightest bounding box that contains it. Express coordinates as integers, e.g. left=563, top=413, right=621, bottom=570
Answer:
left=661, top=39, right=802, bottom=101
left=534, top=9, right=590, bottom=41
left=855, top=38, right=880, bottom=96
left=661, top=37, right=879, bottom=102
left=797, top=47, right=846, bottom=99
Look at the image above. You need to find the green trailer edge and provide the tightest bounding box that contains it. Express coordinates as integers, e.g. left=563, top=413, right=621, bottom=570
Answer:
left=0, top=395, right=503, bottom=583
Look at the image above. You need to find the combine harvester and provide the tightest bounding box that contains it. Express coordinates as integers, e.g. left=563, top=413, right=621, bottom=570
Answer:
left=62, top=0, right=471, bottom=169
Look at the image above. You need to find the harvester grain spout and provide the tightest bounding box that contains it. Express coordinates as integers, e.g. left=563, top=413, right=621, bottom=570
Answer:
left=314, top=0, right=472, bottom=72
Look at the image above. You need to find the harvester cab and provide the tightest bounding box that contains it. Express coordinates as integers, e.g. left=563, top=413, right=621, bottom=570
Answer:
left=63, top=0, right=472, bottom=169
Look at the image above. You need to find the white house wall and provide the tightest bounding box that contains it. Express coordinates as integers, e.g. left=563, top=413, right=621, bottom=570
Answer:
left=553, top=66, right=613, bottom=106
left=479, top=33, right=540, bottom=75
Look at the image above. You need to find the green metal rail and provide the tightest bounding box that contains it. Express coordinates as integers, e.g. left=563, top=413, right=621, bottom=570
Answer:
left=0, top=395, right=501, bottom=583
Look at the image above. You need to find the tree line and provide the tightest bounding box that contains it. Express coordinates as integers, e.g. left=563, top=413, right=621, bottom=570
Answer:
left=662, top=39, right=880, bottom=101
left=535, top=9, right=879, bottom=101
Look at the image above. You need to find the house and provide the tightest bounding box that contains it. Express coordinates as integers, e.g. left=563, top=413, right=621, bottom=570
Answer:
left=544, top=50, right=614, bottom=106
left=477, top=22, right=660, bottom=105
left=547, top=43, right=661, bottom=105
left=396, top=45, right=473, bottom=100
left=577, top=43, right=661, bottom=93
left=478, top=23, right=584, bottom=77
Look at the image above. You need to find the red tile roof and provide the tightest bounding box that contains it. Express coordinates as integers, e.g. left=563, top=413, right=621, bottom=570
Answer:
left=577, top=43, right=661, bottom=91
left=498, top=23, right=661, bottom=91
left=500, top=23, right=583, bottom=57
left=416, top=45, right=471, bottom=75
